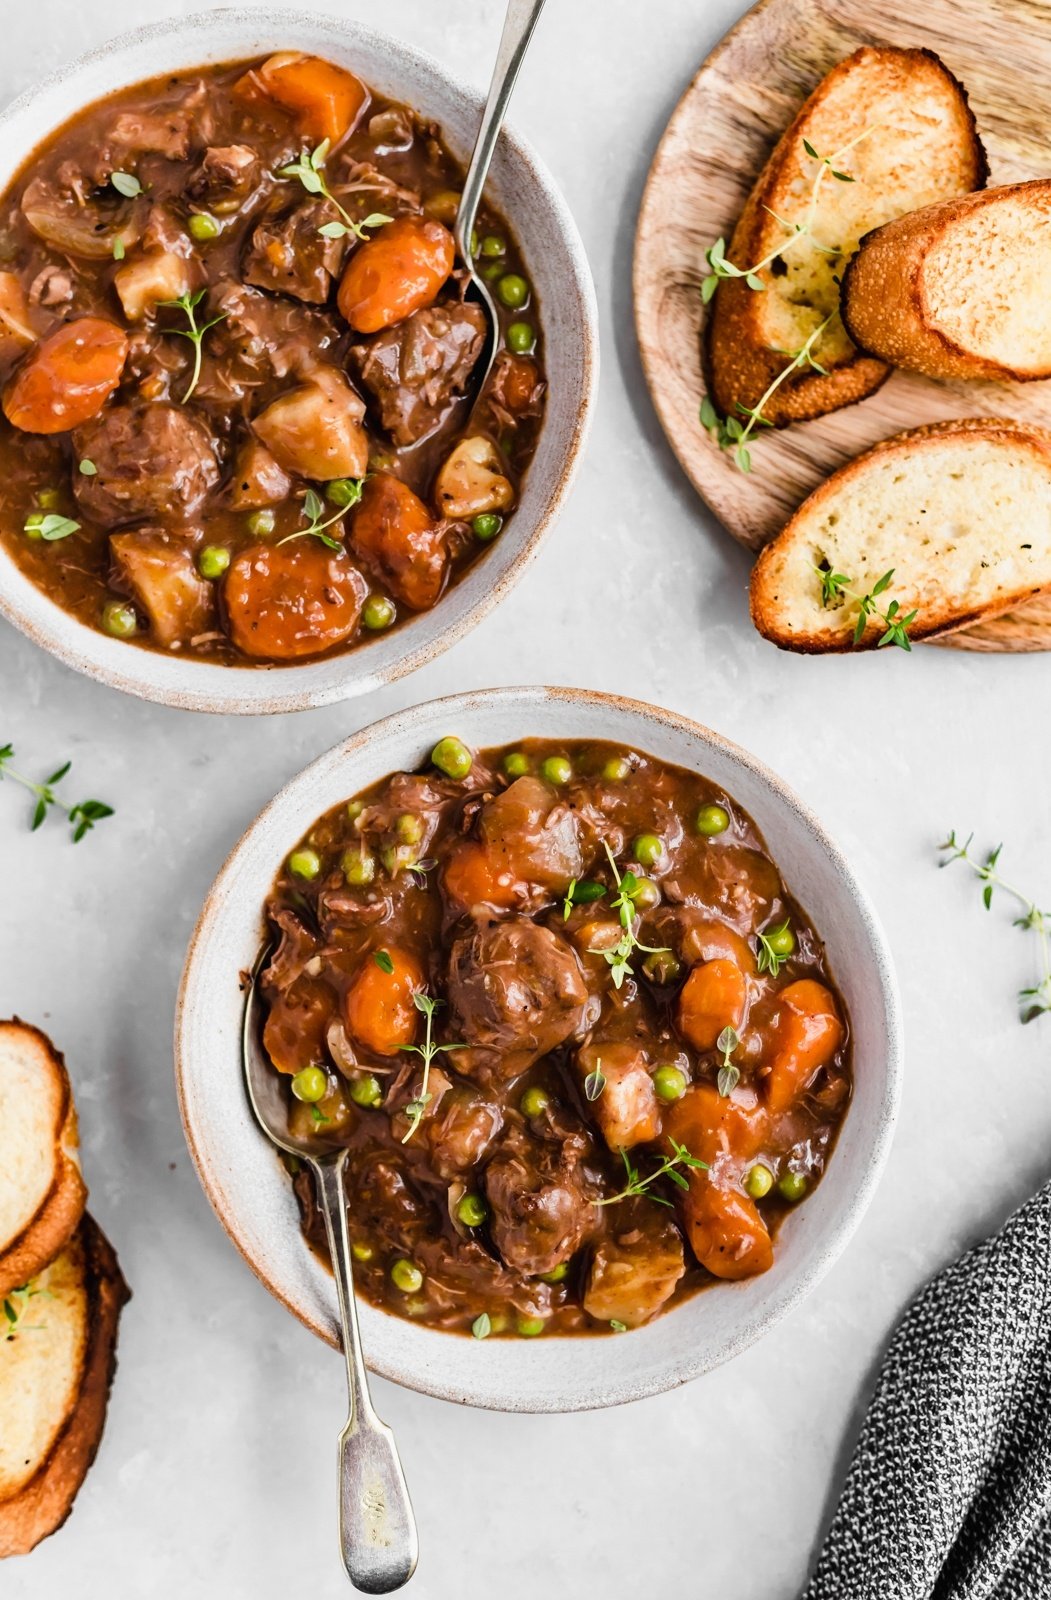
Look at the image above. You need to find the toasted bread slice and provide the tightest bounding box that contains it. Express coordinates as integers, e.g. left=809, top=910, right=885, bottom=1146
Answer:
left=750, top=419, right=1051, bottom=652
left=842, top=180, right=1051, bottom=381
left=0, top=1022, right=86, bottom=1297
left=0, top=1215, right=128, bottom=1557
left=706, top=47, right=986, bottom=426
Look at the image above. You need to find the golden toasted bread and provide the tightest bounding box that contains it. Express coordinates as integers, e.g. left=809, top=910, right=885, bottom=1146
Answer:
left=0, top=1216, right=129, bottom=1558
left=0, top=1021, right=86, bottom=1297
left=842, top=180, right=1051, bottom=381
left=706, top=46, right=986, bottom=426
left=750, top=419, right=1051, bottom=652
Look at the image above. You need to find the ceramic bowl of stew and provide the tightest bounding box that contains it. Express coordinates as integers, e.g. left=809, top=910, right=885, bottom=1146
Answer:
left=175, top=687, right=903, bottom=1412
left=0, top=11, right=597, bottom=713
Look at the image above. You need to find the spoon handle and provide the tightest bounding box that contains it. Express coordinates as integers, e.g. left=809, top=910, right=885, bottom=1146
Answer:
left=455, top=0, right=548, bottom=263
left=314, top=1155, right=419, bottom=1594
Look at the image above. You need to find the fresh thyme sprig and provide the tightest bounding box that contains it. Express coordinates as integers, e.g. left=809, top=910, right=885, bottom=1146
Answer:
left=700, top=312, right=833, bottom=473
left=23, top=511, right=80, bottom=542
left=278, top=142, right=392, bottom=241
left=756, top=919, right=792, bottom=978
left=158, top=289, right=228, bottom=403
left=277, top=486, right=362, bottom=550
left=562, top=877, right=606, bottom=921
left=0, top=744, right=114, bottom=842
left=815, top=563, right=918, bottom=651
left=583, top=1057, right=606, bottom=1102
left=701, top=126, right=878, bottom=303
left=587, top=841, right=669, bottom=990
left=398, top=992, right=465, bottom=1144
left=939, top=833, right=1051, bottom=1022
left=594, top=1140, right=708, bottom=1209
left=716, top=1026, right=740, bottom=1096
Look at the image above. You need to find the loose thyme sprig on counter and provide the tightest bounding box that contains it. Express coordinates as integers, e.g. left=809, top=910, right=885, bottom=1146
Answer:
left=157, top=289, right=228, bottom=403
left=0, top=744, right=114, bottom=842
left=700, top=312, right=833, bottom=474
left=278, top=141, right=392, bottom=242
left=815, top=562, right=918, bottom=651
left=397, top=990, right=465, bottom=1144
left=594, top=1140, right=708, bottom=1209
left=939, top=833, right=1051, bottom=1021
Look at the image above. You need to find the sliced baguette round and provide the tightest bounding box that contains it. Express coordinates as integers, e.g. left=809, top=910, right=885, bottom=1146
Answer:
left=842, top=180, right=1051, bottom=381
left=0, top=1021, right=86, bottom=1297
left=750, top=418, right=1051, bottom=652
left=706, top=46, right=986, bottom=426
left=0, top=1215, right=129, bottom=1558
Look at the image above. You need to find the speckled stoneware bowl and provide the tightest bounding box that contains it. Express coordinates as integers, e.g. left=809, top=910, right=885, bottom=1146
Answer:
left=175, top=687, right=903, bottom=1412
left=0, top=10, right=597, bottom=714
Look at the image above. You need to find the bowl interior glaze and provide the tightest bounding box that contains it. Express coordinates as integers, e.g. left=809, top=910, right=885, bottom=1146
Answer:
left=175, top=687, right=902, bottom=1412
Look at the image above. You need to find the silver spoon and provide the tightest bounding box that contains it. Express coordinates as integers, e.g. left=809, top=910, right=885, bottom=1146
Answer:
left=243, top=945, right=418, bottom=1594
left=454, top=0, right=548, bottom=386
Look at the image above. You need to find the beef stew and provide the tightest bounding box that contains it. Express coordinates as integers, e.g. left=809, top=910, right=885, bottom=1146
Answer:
left=259, top=736, right=853, bottom=1338
left=0, top=55, right=545, bottom=664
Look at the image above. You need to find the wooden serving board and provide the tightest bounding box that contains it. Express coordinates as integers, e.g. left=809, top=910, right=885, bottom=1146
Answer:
left=634, top=0, right=1051, bottom=651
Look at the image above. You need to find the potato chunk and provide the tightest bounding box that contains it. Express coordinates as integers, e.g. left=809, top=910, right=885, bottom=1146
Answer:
left=433, top=435, right=514, bottom=520
left=252, top=369, right=368, bottom=481
left=227, top=437, right=292, bottom=510
left=109, top=531, right=212, bottom=647
left=577, top=1043, right=660, bottom=1151
left=584, top=1210, right=685, bottom=1327
left=114, top=252, right=192, bottom=321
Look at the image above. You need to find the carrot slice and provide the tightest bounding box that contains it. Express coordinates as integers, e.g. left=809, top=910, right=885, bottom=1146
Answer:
left=4, top=318, right=127, bottom=434
left=345, top=947, right=425, bottom=1056
left=351, top=472, right=446, bottom=611
left=765, top=979, right=843, bottom=1113
left=677, top=958, right=748, bottom=1052
left=337, top=216, right=455, bottom=333
left=442, top=841, right=519, bottom=913
left=239, top=53, right=369, bottom=142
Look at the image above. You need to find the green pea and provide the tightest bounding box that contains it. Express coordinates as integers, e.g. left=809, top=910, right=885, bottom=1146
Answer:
left=602, top=756, right=631, bottom=782
left=390, top=1259, right=424, bottom=1294
left=538, top=1262, right=569, bottom=1284
left=395, top=813, right=424, bottom=845
left=629, top=877, right=660, bottom=911
left=633, top=833, right=664, bottom=868
left=696, top=804, right=730, bottom=837
left=246, top=508, right=276, bottom=538
left=506, top=320, right=535, bottom=354
left=469, top=229, right=479, bottom=257
left=327, top=478, right=363, bottom=508
left=363, top=593, right=396, bottom=630
left=342, top=848, right=376, bottom=886
left=37, top=487, right=62, bottom=511
left=652, top=1064, right=687, bottom=1103
left=197, top=545, right=230, bottom=580
left=765, top=922, right=796, bottom=958
left=497, top=273, right=529, bottom=308
left=349, top=1074, right=383, bottom=1108
left=642, top=950, right=682, bottom=985
left=189, top=211, right=221, bottom=241
left=778, top=1170, right=808, bottom=1203
left=745, top=1164, right=774, bottom=1200
left=483, top=262, right=504, bottom=281
left=520, top=1085, right=550, bottom=1118
left=503, top=751, right=529, bottom=778
left=23, top=515, right=44, bottom=541
left=291, top=1066, right=327, bottom=1103
left=541, top=755, right=572, bottom=786
left=456, top=1192, right=489, bottom=1228
left=288, top=847, right=321, bottom=881
left=352, top=1240, right=374, bottom=1263
left=431, top=736, right=473, bottom=780
left=480, top=234, right=505, bottom=257
left=516, top=1316, right=546, bottom=1337
left=101, top=600, right=137, bottom=638
left=472, top=512, right=503, bottom=541
left=346, top=800, right=365, bottom=821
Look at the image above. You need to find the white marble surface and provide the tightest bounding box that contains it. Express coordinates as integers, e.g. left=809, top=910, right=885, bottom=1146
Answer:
left=2, top=2, right=1050, bottom=1595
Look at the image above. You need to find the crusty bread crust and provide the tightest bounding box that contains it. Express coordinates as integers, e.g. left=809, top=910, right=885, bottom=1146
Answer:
left=842, top=180, right=1051, bottom=381
left=0, top=1020, right=87, bottom=1297
left=750, top=418, right=1051, bottom=652
left=0, top=1216, right=129, bottom=1559
left=706, top=46, right=986, bottom=426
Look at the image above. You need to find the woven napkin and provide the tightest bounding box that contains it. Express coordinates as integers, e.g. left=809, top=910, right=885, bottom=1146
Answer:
left=802, top=1182, right=1051, bottom=1600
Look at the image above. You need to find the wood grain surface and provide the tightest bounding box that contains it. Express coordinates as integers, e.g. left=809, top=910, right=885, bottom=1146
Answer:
left=633, top=0, right=1051, bottom=651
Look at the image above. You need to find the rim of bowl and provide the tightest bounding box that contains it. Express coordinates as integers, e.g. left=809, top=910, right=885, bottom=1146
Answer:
left=0, top=9, right=599, bottom=714
left=174, top=685, right=904, bottom=1411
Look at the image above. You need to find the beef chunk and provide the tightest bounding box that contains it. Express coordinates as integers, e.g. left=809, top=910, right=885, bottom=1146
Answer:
left=349, top=300, right=486, bottom=446
left=74, top=403, right=220, bottom=524
left=485, top=1128, right=595, bottom=1276
left=428, top=1089, right=504, bottom=1181
left=446, top=918, right=591, bottom=1078
left=243, top=198, right=347, bottom=304
left=583, top=1206, right=685, bottom=1327
left=189, top=144, right=261, bottom=213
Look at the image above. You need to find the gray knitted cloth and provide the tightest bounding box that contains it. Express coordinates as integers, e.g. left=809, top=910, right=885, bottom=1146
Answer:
left=802, top=1183, right=1051, bottom=1600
